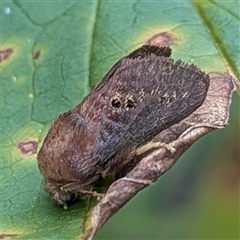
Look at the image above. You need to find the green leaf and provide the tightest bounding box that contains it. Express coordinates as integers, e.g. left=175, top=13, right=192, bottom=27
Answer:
left=1, top=1, right=239, bottom=239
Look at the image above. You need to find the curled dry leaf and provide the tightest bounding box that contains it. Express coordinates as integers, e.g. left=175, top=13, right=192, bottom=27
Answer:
left=82, top=72, right=235, bottom=240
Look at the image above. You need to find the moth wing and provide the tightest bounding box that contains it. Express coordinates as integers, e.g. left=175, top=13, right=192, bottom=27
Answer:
left=74, top=46, right=209, bottom=166
left=126, top=60, right=210, bottom=143
left=92, top=45, right=171, bottom=93
left=76, top=46, right=171, bottom=163
left=97, top=58, right=209, bottom=164
left=126, top=44, right=171, bottom=59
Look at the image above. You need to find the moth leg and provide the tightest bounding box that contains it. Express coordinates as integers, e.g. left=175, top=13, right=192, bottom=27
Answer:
left=136, top=141, right=175, bottom=155
left=76, top=189, right=105, bottom=200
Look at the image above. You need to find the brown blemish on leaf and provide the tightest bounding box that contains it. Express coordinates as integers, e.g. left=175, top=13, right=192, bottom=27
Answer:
left=0, top=234, right=18, bottom=239
left=147, top=31, right=179, bottom=46
left=33, top=50, right=41, bottom=59
left=0, top=48, right=13, bottom=62
left=18, top=141, right=38, bottom=155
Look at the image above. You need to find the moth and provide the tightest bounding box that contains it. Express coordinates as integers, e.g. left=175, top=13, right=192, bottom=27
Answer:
left=37, top=45, right=210, bottom=209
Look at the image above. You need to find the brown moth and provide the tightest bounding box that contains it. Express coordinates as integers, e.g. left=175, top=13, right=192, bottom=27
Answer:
left=37, top=45, right=210, bottom=209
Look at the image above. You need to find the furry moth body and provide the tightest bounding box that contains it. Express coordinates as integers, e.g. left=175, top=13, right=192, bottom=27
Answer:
left=37, top=45, right=210, bottom=208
